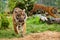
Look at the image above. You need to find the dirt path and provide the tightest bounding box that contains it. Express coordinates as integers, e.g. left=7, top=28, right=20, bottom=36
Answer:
left=0, top=31, right=60, bottom=40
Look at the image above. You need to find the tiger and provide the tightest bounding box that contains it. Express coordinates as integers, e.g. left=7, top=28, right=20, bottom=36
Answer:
left=13, top=7, right=27, bottom=36
left=29, top=4, right=59, bottom=18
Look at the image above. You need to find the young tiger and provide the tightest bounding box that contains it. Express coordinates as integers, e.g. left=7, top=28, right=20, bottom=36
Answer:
left=13, top=7, right=27, bottom=36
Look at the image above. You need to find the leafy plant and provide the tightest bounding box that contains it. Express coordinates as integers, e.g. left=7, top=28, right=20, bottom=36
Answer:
left=0, top=14, right=9, bottom=29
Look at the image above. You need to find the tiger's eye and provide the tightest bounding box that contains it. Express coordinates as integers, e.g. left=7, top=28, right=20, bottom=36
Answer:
left=15, top=11, right=17, bottom=13
left=16, top=16, right=19, bottom=19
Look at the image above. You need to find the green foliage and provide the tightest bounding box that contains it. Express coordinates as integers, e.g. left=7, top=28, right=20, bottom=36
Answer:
left=56, top=0, right=60, bottom=8
left=0, top=30, right=15, bottom=38
left=8, top=0, right=17, bottom=11
left=0, top=16, right=60, bottom=38
left=12, top=0, right=36, bottom=15
left=27, top=16, right=40, bottom=24
left=0, top=0, right=7, bottom=13
left=26, top=16, right=60, bottom=34
left=0, top=14, right=9, bottom=29
left=7, top=0, right=36, bottom=16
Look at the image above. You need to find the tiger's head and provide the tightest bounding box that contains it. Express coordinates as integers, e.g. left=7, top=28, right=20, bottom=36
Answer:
left=13, top=7, right=27, bottom=25
left=51, top=7, right=58, bottom=14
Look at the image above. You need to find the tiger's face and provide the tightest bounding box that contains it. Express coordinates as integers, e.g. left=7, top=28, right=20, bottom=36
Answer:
left=13, top=8, right=27, bottom=25
left=51, top=7, right=58, bottom=14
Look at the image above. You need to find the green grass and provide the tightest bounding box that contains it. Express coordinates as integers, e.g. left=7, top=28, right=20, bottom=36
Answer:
left=0, top=15, right=60, bottom=38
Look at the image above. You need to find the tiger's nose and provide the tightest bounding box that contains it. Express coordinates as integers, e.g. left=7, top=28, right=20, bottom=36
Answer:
left=19, top=19, right=24, bottom=22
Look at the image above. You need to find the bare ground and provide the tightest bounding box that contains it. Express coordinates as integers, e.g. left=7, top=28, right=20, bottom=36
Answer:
left=0, top=31, right=60, bottom=40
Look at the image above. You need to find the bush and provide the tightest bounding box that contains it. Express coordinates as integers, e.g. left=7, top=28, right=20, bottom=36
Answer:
left=13, top=0, right=36, bottom=15
left=27, top=16, right=40, bottom=24
left=0, top=14, right=9, bottom=29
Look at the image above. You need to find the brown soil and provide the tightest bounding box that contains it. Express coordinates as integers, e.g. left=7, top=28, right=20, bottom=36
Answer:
left=0, top=31, right=60, bottom=40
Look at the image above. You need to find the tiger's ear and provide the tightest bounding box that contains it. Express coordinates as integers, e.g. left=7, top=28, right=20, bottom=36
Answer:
left=23, top=9, right=25, bottom=12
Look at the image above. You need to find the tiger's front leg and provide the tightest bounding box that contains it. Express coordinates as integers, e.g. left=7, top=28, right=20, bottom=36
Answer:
left=22, top=23, right=26, bottom=36
left=13, top=24, right=19, bottom=34
left=13, top=22, right=21, bottom=34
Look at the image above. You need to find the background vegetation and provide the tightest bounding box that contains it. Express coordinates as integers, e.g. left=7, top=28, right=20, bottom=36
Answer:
left=0, top=0, right=60, bottom=38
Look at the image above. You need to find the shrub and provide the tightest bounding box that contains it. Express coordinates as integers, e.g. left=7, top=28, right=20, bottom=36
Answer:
left=13, top=0, right=36, bottom=15
left=27, top=16, right=40, bottom=24
left=0, top=14, right=9, bottom=29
